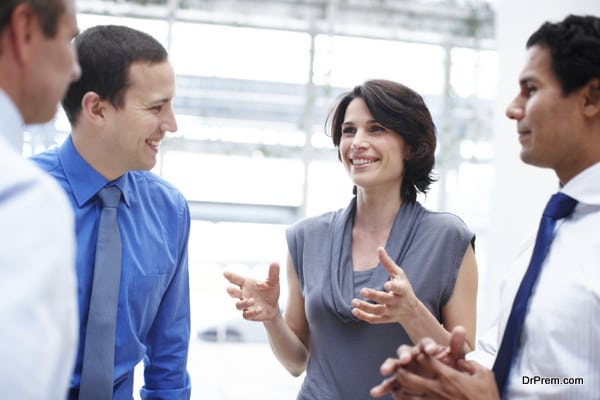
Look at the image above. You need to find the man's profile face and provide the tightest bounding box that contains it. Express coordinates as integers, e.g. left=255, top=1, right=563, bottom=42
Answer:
left=506, top=45, right=584, bottom=181
left=23, top=0, right=80, bottom=124
left=100, top=60, right=178, bottom=175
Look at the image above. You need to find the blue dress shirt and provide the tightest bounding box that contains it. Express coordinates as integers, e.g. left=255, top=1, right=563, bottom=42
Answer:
left=31, top=136, right=192, bottom=399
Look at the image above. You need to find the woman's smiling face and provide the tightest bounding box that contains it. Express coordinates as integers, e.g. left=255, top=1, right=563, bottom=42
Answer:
left=339, top=97, right=408, bottom=193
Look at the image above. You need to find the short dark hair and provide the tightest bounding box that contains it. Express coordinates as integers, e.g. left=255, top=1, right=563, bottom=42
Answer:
left=62, top=25, right=169, bottom=125
left=0, top=0, right=65, bottom=37
left=527, top=14, right=600, bottom=96
left=328, top=79, right=437, bottom=203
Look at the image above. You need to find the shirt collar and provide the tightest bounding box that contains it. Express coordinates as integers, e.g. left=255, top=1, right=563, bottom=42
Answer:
left=0, top=89, right=25, bottom=152
left=561, top=161, right=600, bottom=206
left=58, top=136, right=131, bottom=207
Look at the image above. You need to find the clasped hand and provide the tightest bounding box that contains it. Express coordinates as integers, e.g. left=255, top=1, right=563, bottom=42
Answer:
left=370, top=327, right=499, bottom=400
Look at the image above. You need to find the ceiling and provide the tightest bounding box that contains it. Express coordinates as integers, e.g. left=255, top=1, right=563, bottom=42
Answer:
left=78, top=0, right=496, bottom=49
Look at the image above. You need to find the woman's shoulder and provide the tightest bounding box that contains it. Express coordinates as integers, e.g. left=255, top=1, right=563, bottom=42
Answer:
left=288, top=208, right=341, bottom=233
left=419, top=208, right=472, bottom=237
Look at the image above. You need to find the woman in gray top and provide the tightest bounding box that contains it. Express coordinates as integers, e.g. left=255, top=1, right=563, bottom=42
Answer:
left=224, top=79, right=478, bottom=399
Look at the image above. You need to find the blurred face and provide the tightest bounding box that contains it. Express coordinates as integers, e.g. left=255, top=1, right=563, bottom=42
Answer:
left=339, top=97, right=407, bottom=193
left=25, top=0, right=80, bottom=124
left=103, top=60, right=178, bottom=173
left=506, top=45, right=586, bottom=182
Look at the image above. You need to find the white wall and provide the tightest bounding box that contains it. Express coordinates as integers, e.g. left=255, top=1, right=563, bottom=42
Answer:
left=481, top=0, right=600, bottom=332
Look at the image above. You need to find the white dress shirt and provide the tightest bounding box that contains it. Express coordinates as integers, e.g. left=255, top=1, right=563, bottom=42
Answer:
left=0, top=90, right=78, bottom=399
left=470, top=161, right=600, bottom=399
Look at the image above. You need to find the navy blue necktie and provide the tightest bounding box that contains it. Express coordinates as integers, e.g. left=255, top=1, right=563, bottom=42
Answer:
left=493, top=192, right=577, bottom=396
left=79, top=186, right=122, bottom=400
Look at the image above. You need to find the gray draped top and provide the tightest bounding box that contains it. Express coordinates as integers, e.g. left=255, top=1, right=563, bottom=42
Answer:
left=286, top=197, right=474, bottom=400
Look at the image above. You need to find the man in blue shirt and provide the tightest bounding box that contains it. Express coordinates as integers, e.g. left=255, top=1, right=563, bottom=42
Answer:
left=31, top=25, right=192, bottom=399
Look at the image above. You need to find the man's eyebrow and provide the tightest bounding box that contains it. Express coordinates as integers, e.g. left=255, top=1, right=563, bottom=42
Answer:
left=149, top=98, right=171, bottom=105
left=519, top=76, right=534, bottom=85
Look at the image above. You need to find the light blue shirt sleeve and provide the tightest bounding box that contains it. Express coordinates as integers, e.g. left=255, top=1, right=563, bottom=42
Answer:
left=0, top=136, right=78, bottom=399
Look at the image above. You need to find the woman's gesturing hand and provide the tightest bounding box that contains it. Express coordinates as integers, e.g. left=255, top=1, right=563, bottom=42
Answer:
left=224, top=262, right=281, bottom=322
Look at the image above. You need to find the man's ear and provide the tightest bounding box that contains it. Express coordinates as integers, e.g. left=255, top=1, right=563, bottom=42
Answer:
left=583, top=78, right=600, bottom=117
left=8, top=3, right=38, bottom=64
left=81, top=92, right=106, bottom=123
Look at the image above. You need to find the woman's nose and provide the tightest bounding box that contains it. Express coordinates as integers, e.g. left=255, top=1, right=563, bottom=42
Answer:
left=351, top=131, right=368, bottom=150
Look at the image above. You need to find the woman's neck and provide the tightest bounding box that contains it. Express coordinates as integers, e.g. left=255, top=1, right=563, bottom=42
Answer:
left=354, top=188, right=402, bottom=233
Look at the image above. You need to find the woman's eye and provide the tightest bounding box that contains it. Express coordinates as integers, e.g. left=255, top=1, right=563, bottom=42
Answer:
left=342, top=127, right=355, bottom=135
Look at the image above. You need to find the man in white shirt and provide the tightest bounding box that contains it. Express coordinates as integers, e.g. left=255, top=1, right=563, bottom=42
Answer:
left=0, top=0, right=81, bottom=398
left=370, top=14, right=600, bottom=400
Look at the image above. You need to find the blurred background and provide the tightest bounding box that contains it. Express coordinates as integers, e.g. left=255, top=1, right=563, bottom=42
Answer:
left=22, top=0, right=600, bottom=398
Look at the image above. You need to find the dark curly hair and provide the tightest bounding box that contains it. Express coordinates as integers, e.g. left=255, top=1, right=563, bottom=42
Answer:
left=327, top=79, right=437, bottom=203
left=527, top=15, right=600, bottom=96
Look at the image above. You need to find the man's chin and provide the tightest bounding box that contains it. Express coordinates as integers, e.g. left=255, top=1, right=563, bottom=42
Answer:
left=25, top=106, right=59, bottom=126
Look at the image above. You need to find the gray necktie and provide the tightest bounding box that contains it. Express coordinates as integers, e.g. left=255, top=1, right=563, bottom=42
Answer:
left=79, top=186, right=122, bottom=400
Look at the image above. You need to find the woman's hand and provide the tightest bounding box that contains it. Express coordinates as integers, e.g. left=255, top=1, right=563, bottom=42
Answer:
left=351, top=247, right=420, bottom=325
left=224, top=262, right=281, bottom=322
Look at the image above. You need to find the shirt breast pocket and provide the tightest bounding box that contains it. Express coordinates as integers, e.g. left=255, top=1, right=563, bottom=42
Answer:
left=127, top=273, right=169, bottom=338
